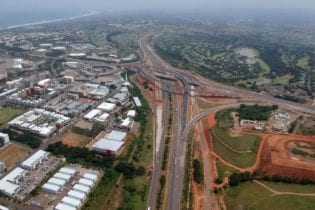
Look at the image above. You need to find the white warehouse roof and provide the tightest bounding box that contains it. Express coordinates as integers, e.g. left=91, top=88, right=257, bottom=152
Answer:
left=73, top=184, right=90, bottom=194
left=55, top=203, right=76, bottom=210
left=78, top=178, right=94, bottom=188
left=59, top=167, right=76, bottom=176
left=105, top=130, right=127, bottom=142
left=127, top=110, right=136, bottom=118
left=2, top=167, right=26, bottom=184
left=0, top=180, right=20, bottom=197
left=42, top=183, right=62, bottom=194
left=21, top=150, right=49, bottom=170
left=61, top=196, right=82, bottom=208
left=83, top=172, right=98, bottom=182
left=92, top=139, right=124, bottom=153
left=84, top=109, right=102, bottom=120
left=67, top=190, right=86, bottom=201
left=133, top=97, right=142, bottom=107
left=48, top=178, right=67, bottom=186
left=95, top=113, right=110, bottom=123
left=53, top=172, right=72, bottom=182
left=97, top=102, right=116, bottom=112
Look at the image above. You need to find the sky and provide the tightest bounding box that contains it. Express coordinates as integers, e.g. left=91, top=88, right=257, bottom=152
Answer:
left=1, top=0, right=315, bottom=12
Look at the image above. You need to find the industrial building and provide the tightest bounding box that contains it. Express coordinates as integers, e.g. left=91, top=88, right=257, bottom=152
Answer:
left=53, top=172, right=72, bottom=182
left=72, top=184, right=90, bottom=194
left=42, top=183, right=62, bottom=194
left=92, top=138, right=125, bottom=156
left=97, top=102, right=116, bottom=112
left=61, top=196, right=82, bottom=209
left=21, top=150, right=49, bottom=170
left=127, top=110, right=136, bottom=118
left=8, top=109, right=70, bottom=137
left=77, top=178, right=94, bottom=188
left=55, top=203, right=76, bottom=210
left=94, top=112, right=110, bottom=123
left=119, top=118, right=134, bottom=130
left=59, top=167, right=77, bottom=176
left=133, top=97, right=142, bottom=107
left=0, top=132, right=10, bottom=147
left=82, top=172, right=98, bottom=183
left=67, top=190, right=86, bottom=201
left=0, top=167, right=27, bottom=197
left=83, top=109, right=102, bottom=121
left=105, top=130, right=127, bottom=142
left=53, top=170, right=100, bottom=210
left=42, top=167, right=76, bottom=194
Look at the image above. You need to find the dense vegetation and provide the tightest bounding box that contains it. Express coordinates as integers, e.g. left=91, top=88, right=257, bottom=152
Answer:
left=1, top=128, right=41, bottom=149
left=47, top=142, right=114, bottom=168
left=193, top=159, right=204, bottom=184
left=72, top=123, right=104, bottom=137
left=237, top=104, right=278, bottom=121
left=154, top=28, right=315, bottom=102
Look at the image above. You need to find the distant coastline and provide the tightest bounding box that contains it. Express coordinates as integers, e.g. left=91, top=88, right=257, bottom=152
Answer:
left=0, top=11, right=98, bottom=31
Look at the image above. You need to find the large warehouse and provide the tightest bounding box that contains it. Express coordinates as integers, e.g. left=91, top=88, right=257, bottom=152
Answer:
left=0, top=167, right=27, bottom=197
left=105, top=130, right=127, bottom=142
left=21, top=150, right=49, bottom=170
left=92, top=138, right=125, bottom=156
left=97, top=102, right=116, bottom=112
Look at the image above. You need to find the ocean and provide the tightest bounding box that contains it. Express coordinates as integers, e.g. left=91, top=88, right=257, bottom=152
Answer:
left=0, top=9, right=96, bottom=30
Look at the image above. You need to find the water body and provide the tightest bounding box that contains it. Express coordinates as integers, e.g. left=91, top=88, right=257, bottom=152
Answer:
left=0, top=9, right=97, bottom=30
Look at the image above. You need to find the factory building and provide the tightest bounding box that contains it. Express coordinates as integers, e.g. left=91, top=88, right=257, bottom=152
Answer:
left=92, top=139, right=125, bottom=156
left=83, top=109, right=102, bottom=121
left=21, top=150, right=49, bottom=170
left=94, top=113, right=110, bottom=123
left=97, top=102, right=116, bottom=112
left=0, top=167, right=27, bottom=197
left=133, top=97, right=142, bottom=107
left=61, top=196, right=82, bottom=209
left=127, top=110, right=136, bottom=118
left=0, top=132, right=10, bottom=147
left=82, top=172, right=98, bottom=183
left=42, top=183, right=62, bottom=194
left=72, top=184, right=90, bottom=194
left=59, top=167, right=77, bottom=177
left=105, top=130, right=127, bottom=142
left=67, top=190, right=86, bottom=201
left=55, top=203, right=76, bottom=210
left=119, top=118, right=134, bottom=130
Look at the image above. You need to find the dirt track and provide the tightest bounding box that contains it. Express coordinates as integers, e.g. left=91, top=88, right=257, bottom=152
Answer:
left=259, top=134, right=315, bottom=180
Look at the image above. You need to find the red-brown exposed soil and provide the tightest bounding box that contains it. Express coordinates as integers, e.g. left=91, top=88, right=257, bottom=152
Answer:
left=259, top=134, right=315, bottom=180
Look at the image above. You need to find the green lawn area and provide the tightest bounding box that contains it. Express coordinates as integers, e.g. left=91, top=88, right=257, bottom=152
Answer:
left=296, top=56, right=311, bottom=70
left=213, top=126, right=259, bottom=168
left=272, top=73, right=294, bottom=85
left=261, top=181, right=315, bottom=194
left=212, top=126, right=260, bottom=152
left=119, top=115, right=153, bottom=210
left=224, top=182, right=315, bottom=210
left=216, top=161, right=235, bottom=180
left=0, top=107, right=24, bottom=125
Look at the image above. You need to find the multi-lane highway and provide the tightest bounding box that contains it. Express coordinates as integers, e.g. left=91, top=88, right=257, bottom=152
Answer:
left=138, top=32, right=315, bottom=210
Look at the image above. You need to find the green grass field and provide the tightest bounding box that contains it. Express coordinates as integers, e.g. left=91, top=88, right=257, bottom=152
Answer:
left=296, top=56, right=311, bottom=70
left=273, top=73, right=294, bottom=85
left=224, top=181, right=315, bottom=210
left=0, top=107, right=24, bottom=126
left=213, top=126, right=260, bottom=152
left=216, top=161, right=235, bottom=180
left=261, top=181, right=315, bottom=194
left=119, top=116, right=153, bottom=210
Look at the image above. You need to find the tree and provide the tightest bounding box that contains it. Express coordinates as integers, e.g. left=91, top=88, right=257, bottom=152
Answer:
left=229, top=172, right=240, bottom=186
left=135, top=166, right=146, bottom=176
left=115, top=162, right=136, bottom=178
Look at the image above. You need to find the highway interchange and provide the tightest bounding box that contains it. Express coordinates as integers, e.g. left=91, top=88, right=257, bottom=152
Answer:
left=136, top=33, right=315, bottom=210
